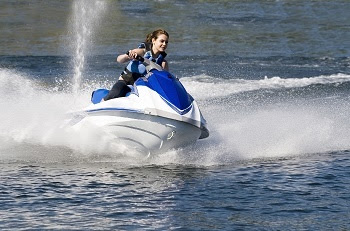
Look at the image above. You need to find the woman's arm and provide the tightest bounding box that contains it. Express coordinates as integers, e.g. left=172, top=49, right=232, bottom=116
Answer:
left=116, top=48, right=146, bottom=63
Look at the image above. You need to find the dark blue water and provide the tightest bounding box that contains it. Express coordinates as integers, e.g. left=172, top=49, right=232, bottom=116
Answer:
left=1, top=153, right=350, bottom=230
left=1, top=0, right=350, bottom=230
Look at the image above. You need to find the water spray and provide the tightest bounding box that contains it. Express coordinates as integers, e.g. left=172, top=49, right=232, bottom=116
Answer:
left=70, top=0, right=107, bottom=95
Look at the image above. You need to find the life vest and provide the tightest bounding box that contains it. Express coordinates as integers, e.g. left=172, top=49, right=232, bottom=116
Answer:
left=124, top=42, right=167, bottom=77
left=140, top=42, right=167, bottom=66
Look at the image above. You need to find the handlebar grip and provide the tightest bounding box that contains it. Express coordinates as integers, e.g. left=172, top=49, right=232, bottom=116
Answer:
left=126, top=51, right=144, bottom=62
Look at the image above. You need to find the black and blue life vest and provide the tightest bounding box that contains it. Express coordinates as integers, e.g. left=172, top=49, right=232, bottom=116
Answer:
left=125, top=42, right=167, bottom=76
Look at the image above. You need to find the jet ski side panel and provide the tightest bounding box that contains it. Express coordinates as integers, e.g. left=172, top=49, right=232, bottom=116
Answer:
left=73, top=110, right=202, bottom=154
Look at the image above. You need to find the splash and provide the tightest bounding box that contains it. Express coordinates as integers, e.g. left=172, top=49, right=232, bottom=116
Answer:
left=70, top=0, right=108, bottom=95
left=2, top=68, right=350, bottom=165
left=0, top=69, right=150, bottom=164
left=156, top=73, right=350, bottom=165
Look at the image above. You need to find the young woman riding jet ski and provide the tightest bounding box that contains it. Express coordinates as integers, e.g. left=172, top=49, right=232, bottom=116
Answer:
left=104, top=29, right=169, bottom=101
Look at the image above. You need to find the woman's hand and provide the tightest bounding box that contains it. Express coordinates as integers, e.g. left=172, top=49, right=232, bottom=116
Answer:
left=116, top=48, right=145, bottom=63
left=127, top=50, right=138, bottom=60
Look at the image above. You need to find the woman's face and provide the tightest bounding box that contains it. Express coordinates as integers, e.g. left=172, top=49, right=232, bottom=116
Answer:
left=152, top=34, right=169, bottom=53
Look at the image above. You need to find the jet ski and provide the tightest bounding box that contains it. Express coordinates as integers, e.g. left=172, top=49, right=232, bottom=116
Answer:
left=69, top=55, right=209, bottom=155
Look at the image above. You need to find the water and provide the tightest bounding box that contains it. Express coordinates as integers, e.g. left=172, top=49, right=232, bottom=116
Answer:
left=1, top=0, right=350, bottom=230
left=70, top=0, right=107, bottom=95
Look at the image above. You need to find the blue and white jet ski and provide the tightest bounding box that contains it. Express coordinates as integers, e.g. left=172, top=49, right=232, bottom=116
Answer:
left=69, top=56, right=209, bottom=155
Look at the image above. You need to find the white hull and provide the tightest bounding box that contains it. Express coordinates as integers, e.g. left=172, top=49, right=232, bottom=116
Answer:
left=72, top=110, right=202, bottom=155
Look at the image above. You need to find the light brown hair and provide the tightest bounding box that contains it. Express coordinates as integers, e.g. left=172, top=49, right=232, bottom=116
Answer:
left=145, top=29, right=169, bottom=43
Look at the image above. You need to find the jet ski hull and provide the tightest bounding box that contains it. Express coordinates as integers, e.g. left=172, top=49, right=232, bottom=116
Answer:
left=71, top=109, right=202, bottom=155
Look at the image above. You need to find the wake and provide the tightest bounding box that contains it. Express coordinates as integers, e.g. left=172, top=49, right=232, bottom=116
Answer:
left=2, top=69, right=350, bottom=166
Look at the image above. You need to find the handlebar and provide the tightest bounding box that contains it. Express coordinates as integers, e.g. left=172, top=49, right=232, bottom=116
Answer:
left=125, top=51, right=163, bottom=72
left=126, top=51, right=144, bottom=62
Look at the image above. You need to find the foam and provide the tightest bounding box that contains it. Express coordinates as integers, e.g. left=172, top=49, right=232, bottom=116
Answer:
left=2, top=69, right=350, bottom=165
left=181, top=73, right=350, bottom=100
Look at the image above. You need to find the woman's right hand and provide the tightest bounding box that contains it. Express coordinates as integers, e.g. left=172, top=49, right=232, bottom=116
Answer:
left=127, top=50, right=138, bottom=60
left=117, top=48, right=145, bottom=63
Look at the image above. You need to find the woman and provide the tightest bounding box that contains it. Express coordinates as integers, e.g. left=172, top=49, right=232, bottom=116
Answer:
left=104, top=29, right=169, bottom=101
